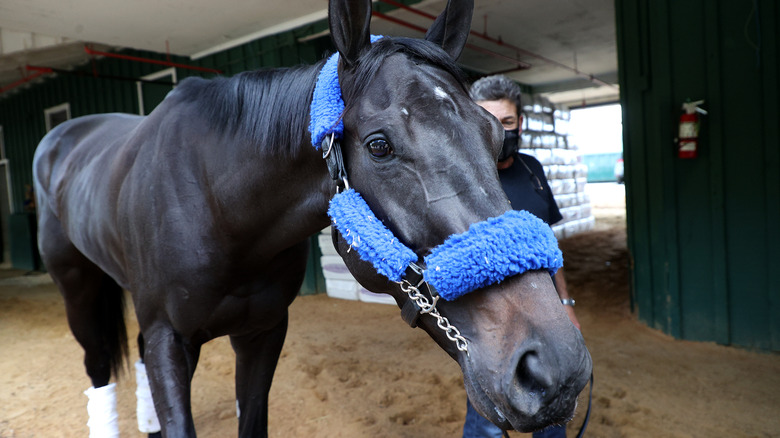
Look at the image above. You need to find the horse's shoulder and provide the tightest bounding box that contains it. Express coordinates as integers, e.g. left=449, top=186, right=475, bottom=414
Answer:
left=34, top=114, right=140, bottom=180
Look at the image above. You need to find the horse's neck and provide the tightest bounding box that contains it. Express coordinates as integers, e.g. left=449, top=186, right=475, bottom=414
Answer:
left=149, top=61, right=335, bottom=255
left=204, top=98, right=333, bottom=253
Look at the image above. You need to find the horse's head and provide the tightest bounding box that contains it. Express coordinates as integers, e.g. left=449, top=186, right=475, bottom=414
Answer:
left=320, top=0, right=592, bottom=432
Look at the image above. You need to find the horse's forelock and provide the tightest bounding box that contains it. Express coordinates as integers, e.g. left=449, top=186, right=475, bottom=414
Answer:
left=342, top=37, right=467, bottom=103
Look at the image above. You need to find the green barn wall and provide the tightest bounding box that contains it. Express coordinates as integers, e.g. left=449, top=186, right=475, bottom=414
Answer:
left=616, top=0, right=779, bottom=350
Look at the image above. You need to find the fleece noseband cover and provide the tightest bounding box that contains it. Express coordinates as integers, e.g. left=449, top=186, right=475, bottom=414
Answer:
left=328, top=189, right=563, bottom=301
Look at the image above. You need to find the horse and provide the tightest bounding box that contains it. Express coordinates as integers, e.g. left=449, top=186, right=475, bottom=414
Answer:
left=32, top=0, right=592, bottom=436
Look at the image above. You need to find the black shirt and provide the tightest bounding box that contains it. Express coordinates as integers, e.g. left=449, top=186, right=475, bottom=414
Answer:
left=498, top=153, right=563, bottom=226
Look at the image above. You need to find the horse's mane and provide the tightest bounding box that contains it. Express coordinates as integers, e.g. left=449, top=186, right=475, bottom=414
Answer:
left=174, top=36, right=465, bottom=157
left=176, top=61, right=325, bottom=157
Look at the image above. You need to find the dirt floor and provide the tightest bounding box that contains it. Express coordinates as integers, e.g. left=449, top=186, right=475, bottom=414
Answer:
left=1, top=183, right=779, bottom=437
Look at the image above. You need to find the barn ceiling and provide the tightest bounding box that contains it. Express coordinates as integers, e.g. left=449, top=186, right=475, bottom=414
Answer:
left=0, top=0, right=618, bottom=107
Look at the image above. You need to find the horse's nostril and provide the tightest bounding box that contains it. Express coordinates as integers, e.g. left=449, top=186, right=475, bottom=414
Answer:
left=516, top=351, right=555, bottom=400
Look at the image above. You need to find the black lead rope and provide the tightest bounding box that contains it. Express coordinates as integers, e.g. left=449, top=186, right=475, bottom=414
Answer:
left=575, top=372, right=594, bottom=438
left=501, top=372, right=593, bottom=438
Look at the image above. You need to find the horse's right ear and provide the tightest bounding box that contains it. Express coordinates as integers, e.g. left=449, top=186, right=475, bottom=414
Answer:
left=425, top=0, right=474, bottom=60
left=329, top=0, right=372, bottom=67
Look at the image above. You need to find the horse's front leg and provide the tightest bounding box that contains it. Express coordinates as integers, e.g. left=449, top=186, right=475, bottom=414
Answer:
left=142, top=322, right=202, bottom=438
left=230, top=314, right=289, bottom=438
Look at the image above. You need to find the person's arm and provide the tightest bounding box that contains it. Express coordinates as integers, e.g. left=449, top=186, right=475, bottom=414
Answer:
left=515, top=155, right=579, bottom=329
left=554, top=268, right=580, bottom=330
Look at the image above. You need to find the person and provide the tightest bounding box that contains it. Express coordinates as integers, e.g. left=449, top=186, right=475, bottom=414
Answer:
left=462, top=75, right=580, bottom=438
left=23, top=184, right=36, bottom=212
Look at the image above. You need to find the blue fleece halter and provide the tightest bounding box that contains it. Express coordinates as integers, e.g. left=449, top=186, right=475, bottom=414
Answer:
left=328, top=189, right=562, bottom=301
left=309, top=37, right=563, bottom=301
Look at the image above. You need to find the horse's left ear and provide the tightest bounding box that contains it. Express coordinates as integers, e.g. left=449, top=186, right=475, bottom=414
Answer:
left=425, top=0, right=474, bottom=60
left=329, top=0, right=372, bottom=67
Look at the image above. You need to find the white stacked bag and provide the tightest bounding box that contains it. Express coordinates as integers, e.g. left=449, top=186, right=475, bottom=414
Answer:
left=318, top=227, right=396, bottom=304
left=519, top=95, right=595, bottom=240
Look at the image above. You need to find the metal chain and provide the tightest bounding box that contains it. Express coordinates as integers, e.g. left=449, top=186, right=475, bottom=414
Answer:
left=399, top=281, right=469, bottom=354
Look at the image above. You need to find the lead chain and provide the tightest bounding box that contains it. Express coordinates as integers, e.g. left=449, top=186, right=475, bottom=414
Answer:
left=399, top=281, right=469, bottom=354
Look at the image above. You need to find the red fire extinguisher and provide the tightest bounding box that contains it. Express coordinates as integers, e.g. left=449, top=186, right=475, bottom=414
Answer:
left=677, top=100, right=707, bottom=159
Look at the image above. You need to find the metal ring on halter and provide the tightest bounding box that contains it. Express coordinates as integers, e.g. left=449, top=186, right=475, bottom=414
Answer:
left=323, top=133, right=336, bottom=159
left=419, top=291, right=439, bottom=313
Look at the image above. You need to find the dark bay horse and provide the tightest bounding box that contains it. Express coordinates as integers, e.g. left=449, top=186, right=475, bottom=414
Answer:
left=33, top=0, right=591, bottom=436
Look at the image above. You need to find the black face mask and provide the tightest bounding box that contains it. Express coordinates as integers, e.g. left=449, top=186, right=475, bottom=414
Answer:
left=499, top=128, right=519, bottom=162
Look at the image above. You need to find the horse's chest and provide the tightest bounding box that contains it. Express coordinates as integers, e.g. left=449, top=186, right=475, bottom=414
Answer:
left=161, top=274, right=298, bottom=339
left=135, top=247, right=308, bottom=338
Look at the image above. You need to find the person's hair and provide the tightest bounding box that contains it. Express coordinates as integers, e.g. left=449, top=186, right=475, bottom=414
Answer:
left=469, top=75, right=522, bottom=115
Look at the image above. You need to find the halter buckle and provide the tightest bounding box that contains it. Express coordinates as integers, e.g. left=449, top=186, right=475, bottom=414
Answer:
left=403, top=262, right=426, bottom=289
left=322, top=133, right=350, bottom=191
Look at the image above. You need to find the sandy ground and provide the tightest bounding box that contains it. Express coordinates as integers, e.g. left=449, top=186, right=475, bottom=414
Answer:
left=1, top=183, right=779, bottom=438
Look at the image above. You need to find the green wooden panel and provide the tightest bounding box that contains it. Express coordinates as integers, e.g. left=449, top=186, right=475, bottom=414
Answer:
left=229, top=46, right=246, bottom=74
left=616, top=0, right=654, bottom=323
left=9, top=212, right=40, bottom=270
left=243, top=42, right=260, bottom=71
left=300, top=234, right=326, bottom=296
left=701, top=0, right=730, bottom=347
left=261, top=37, right=282, bottom=67
left=142, top=81, right=173, bottom=115
left=669, top=0, right=720, bottom=343
left=617, top=0, right=780, bottom=350
left=720, top=0, right=769, bottom=349
left=763, top=0, right=780, bottom=351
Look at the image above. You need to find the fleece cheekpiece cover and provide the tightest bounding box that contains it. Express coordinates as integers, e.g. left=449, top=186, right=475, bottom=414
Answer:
left=309, top=35, right=384, bottom=149
left=328, top=189, right=563, bottom=301
left=328, top=189, right=418, bottom=282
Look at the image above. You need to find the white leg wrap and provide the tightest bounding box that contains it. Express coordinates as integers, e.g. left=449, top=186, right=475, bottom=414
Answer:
left=84, top=383, right=120, bottom=438
left=135, top=360, right=161, bottom=433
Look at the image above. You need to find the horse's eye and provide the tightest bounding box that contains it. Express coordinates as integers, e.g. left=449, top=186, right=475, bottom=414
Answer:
left=367, top=138, right=393, bottom=159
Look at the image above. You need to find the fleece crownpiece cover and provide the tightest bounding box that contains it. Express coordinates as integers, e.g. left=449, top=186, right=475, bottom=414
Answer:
left=309, top=35, right=384, bottom=149
left=328, top=189, right=563, bottom=301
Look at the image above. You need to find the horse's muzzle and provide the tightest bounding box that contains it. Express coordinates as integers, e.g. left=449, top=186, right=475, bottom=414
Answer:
left=463, top=330, right=593, bottom=433
left=510, top=338, right=591, bottom=430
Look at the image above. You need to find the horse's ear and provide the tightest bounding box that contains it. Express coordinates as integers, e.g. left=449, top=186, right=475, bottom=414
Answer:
left=425, top=0, right=474, bottom=60
left=329, top=0, right=372, bottom=67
